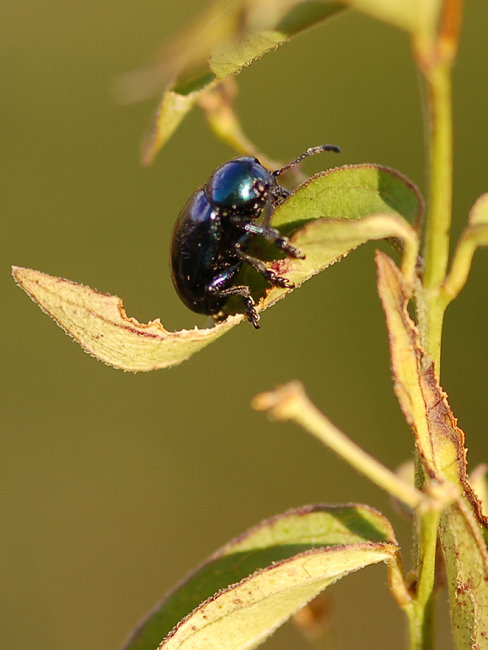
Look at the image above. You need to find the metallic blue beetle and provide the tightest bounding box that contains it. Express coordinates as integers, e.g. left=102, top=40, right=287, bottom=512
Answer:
left=170, top=145, right=340, bottom=328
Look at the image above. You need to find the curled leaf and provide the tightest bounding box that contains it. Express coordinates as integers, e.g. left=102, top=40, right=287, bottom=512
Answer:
left=13, top=165, right=421, bottom=371
left=12, top=267, right=242, bottom=371
left=376, top=251, right=470, bottom=488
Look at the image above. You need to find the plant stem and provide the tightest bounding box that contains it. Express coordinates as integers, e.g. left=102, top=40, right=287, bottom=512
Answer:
left=417, top=60, right=453, bottom=371
left=412, top=59, right=453, bottom=642
left=411, top=508, right=442, bottom=650
left=422, top=63, right=453, bottom=291
left=412, top=4, right=460, bottom=639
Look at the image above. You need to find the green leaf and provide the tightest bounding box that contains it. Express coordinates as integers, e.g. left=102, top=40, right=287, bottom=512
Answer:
left=134, top=0, right=346, bottom=163
left=235, top=163, right=421, bottom=311
left=121, top=504, right=399, bottom=650
left=13, top=165, right=421, bottom=371
left=272, top=163, right=423, bottom=228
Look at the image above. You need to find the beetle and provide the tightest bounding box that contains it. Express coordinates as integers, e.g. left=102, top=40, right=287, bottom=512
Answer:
left=170, top=144, right=341, bottom=328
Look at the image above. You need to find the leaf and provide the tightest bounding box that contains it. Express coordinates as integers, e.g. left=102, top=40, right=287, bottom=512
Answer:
left=12, top=267, right=242, bottom=372
left=141, top=92, right=196, bottom=167
left=233, top=163, right=421, bottom=311
left=132, top=0, right=346, bottom=163
left=125, top=0, right=443, bottom=162
left=121, top=504, right=399, bottom=650
left=438, top=501, right=488, bottom=649
left=253, top=211, right=418, bottom=314
left=375, top=251, right=488, bottom=648
left=469, top=465, right=488, bottom=520
left=375, top=251, right=470, bottom=489
left=272, top=163, right=423, bottom=228
left=13, top=165, right=421, bottom=371
left=344, top=0, right=441, bottom=38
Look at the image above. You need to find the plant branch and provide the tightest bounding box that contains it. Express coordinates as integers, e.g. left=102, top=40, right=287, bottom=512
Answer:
left=441, top=223, right=488, bottom=302
left=252, top=382, right=423, bottom=511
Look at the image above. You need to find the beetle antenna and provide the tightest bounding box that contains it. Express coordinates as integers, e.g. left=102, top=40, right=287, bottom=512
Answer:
left=273, top=144, right=341, bottom=177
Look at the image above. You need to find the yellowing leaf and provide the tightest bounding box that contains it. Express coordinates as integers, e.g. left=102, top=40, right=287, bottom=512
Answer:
left=159, top=544, right=396, bottom=650
left=121, top=505, right=400, bottom=650
left=14, top=165, right=420, bottom=371
left=259, top=213, right=417, bottom=313
left=141, top=92, right=196, bottom=167
left=375, top=251, right=465, bottom=484
left=12, top=267, right=241, bottom=371
left=375, top=251, right=488, bottom=648
left=344, top=0, right=441, bottom=37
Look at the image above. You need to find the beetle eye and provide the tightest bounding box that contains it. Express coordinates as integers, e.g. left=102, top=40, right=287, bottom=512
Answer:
left=253, top=180, right=266, bottom=195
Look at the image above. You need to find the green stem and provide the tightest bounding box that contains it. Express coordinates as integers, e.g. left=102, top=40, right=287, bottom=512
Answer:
left=412, top=508, right=441, bottom=649
left=418, top=62, right=453, bottom=370
left=422, top=64, right=453, bottom=289
left=441, top=222, right=488, bottom=302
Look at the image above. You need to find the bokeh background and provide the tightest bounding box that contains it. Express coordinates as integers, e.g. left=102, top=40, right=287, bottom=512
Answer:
left=2, top=2, right=487, bottom=649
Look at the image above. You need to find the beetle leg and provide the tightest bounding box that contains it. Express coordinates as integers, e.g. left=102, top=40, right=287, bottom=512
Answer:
left=207, top=271, right=260, bottom=329
left=234, top=239, right=295, bottom=289
left=243, top=222, right=305, bottom=259
left=212, top=286, right=260, bottom=328
left=260, top=188, right=291, bottom=229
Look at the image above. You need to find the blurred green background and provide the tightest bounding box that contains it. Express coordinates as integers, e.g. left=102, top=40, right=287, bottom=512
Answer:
left=2, top=2, right=487, bottom=649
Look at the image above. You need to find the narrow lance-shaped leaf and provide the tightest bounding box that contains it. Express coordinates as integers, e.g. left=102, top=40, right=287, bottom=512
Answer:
left=122, top=0, right=443, bottom=162
left=12, top=268, right=242, bottom=372
left=13, top=165, right=421, bottom=371
left=375, top=251, right=488, bottom=649
left=375, top=251, right=476, bottom=492
left=121, top=504, right=402, bottom=650
left=126, top=0, right=347, bottom=163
